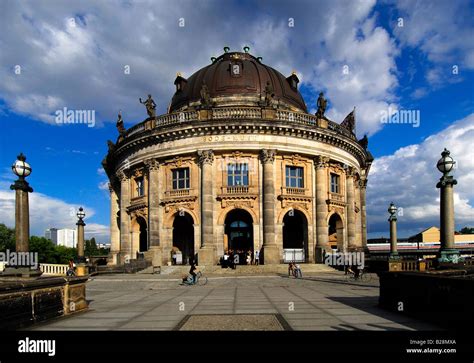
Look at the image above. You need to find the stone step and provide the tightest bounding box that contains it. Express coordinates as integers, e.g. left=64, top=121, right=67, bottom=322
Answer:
left=139, top=263, right=336, bottom=276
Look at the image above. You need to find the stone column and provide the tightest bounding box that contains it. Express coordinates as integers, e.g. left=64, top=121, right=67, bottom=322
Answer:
left=346, top=167, right=357, bottom=251
left=359, top=178, right=368, bottom=250
left=108, top=182, right=120, bottom=265
left=117, top=170, right=132, bottom=264
left=10, top=179, right=32, bottom=254
left=260, top=149, right=279, bottom=264
left=197, top=150, right=216, bottom=265
left=314, top=156, right=330, bottom=263
left=76, top=214, right=88, bottom=276
left=145, top=158, right=162, bottom=266
left=437, top=172, right=458, bottom=262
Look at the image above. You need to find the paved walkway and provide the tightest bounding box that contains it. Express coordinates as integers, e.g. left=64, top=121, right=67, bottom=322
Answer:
left=30, top=273, right=441, bottom=331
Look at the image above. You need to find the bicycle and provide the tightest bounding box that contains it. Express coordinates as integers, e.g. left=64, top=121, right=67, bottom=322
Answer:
left=181, top=271, right=208, bottom=286
left=345, top=267, right=371, bottom=283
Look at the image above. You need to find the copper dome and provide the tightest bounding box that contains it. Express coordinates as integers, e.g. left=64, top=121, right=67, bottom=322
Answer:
left=169, top=50, right=307, bottom=113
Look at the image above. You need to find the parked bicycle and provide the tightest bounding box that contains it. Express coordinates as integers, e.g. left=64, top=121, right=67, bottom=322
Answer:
left=181, top=271, right=208, bottom=286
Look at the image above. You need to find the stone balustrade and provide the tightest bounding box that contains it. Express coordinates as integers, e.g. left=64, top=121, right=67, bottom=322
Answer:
left=222, top=185, right=250, bottom=194
left=124, top=107, right=356, bottom=140
left=40, top=263, right=69, bottom=276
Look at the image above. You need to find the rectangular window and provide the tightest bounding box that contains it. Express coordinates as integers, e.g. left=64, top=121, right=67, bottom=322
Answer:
left=135, top=177, right=144, bottom=197
left=330, top=173, right=340, bottom=193
left=227, top=163, right=249, bottom=186
left=172, top=168, right=190, bottom=190
left=285, top=166, right=304, bottom=188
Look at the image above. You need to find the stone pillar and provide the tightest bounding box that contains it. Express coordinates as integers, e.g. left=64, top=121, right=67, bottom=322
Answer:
left=389, top=215, right=398, bottom=258
left=260, top=149, right=279, bottom=264
left=108, top=182, right=120, bottom=265
left=10, top=182, right=32, bottom=254
left=437, top=173, right=458, bottom=262
left=76, top=215, right=88, bottom=276
left=117, top=170, right=132, bottom=264
left=197, top=150, right=216, bottom=265
left=346, top=167, right=357, bottom=251
left=145, top=158, right=162, bottom=266
left=314, top=156, right=330, bottom=263
left=359, top=178, right=368, bottom=250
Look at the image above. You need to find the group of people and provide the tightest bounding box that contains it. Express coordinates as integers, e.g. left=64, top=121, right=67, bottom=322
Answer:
left=221, top=249, right=260, bottom=268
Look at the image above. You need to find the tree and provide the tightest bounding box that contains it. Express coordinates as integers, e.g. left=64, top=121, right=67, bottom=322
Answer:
left=459, top=227, right=474, bottom=234
left=29, top=236, right=57, bottom=263
left=0, top=223, right=15, bottom=252
left=84, top=237, right=99, bottom=257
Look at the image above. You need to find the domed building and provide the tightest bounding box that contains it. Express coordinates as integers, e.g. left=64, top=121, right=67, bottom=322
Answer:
left=102, top=47, right=373, bottom=267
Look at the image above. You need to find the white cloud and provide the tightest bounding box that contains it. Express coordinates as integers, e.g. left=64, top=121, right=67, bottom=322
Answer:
left=0, top=189, right=110, bottom=243
left=0, top=0, right=399, bottom=137
left=367, top=113, right=474, bottom=237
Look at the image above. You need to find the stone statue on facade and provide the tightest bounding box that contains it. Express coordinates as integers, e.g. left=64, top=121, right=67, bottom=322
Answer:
left=200, top=82, right=212, bottom=109
left=139, top=94, right=157, bottom=118
left=264, top=81, right=275, bottom=107
left=316, top=92, right=327, bottom=118
left=116, top=111, right=126, bottom=135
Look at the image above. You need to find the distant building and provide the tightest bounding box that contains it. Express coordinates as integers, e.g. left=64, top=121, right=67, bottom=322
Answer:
left=45, top=228, right=77, bottom=248
left=408, top=226, right=474, bottom=243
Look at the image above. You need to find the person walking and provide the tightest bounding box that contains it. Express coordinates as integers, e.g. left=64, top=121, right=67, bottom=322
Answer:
left=255, top=250, right=259, bottom=265
left=246, top=251, right=251, bottom=265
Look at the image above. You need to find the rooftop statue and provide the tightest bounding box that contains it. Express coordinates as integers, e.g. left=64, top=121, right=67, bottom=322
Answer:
left=200, top=82, right=212, bottom=109
left=264, top=81, right=275, bottom=106
left=139, top=94, right=157, bottom=118
left=116, top=111, right=126, bottom=135
left=316, top=92, right=327, bottom=118
left=341, top=107, right=356, bottom=133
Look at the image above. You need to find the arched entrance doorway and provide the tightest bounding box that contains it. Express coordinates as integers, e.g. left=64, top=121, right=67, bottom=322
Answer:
left=328, top=213, right=344, bottom=251
left=172, top=213, right=195, bottom=265
left=225, top=209, right=253, bottom=265
left=131, top=216, right=148, bottom=258
left=282, top=210, right=308, bottom=262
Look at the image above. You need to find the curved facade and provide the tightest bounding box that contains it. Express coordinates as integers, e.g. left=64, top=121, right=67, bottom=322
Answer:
left=103, top=49, right=373, bottom=266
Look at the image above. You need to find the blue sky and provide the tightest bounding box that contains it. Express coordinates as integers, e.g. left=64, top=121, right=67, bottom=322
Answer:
left=0, top=0, right=473, bottom=242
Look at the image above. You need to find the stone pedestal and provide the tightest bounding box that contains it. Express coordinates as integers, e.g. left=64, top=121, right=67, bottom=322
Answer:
left=198, top=247, right=216, bottom=265
left=261, top=245, right=280, bottom=265
left=147, top=246, right=163, bottom=266
left=76, top=264, right=88, bottom=277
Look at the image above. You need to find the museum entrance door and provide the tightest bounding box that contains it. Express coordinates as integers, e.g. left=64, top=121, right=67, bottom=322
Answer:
left=225, top=209, right=253, bottom=264
left=172, top=212, right=195, bottom=265
left=282, top=210, right=308, bottom=262
left=328, top=213, right=344, bottom=251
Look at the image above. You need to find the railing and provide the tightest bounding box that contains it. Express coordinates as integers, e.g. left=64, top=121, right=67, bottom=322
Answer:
left=212, top=107, right=261, bottom=119
left=40, top=263, right=69, bottom=276
left=275, top=110, right=317, bottom=127
left=124, top=107, right=356, bottom=140
left=281, top=187, right=306, bottom=195
left=222, top=186, right=250, bottom=194
left=401, top=260, right=418, bottom=271
left=329, top=192, right=344, bottom=202
left=165, top=189, right=191, bottom=197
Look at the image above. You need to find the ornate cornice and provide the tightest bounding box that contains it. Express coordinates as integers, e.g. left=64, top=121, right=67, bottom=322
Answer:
left=358, top=178, right=368, bottom=189
left=197, top=150, right=214, bottom=166
left=260, top=149, right=276, bottom=164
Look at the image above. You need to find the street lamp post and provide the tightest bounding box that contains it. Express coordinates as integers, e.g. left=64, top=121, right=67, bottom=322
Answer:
left=10, top=153, right=33, bottom=255
left=76, top=207, right=88, bottom=276
left=436, top=148, right=460, bottom=263
left=388, top=202, right=399, bottom=260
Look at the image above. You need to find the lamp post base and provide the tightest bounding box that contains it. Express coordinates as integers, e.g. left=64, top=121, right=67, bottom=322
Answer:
left=438, top=249, right=461, bottom=264
left=76, top=264, right=89, bottom=277
left=1, top=266, right=43, bottom=278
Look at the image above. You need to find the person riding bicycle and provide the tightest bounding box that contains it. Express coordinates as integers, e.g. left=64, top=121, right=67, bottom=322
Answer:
left=347, top=264, right=360, bottom=279
left=294, top=263, right=302, bottom=278
left=189, top=261, right=198, bottom=284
